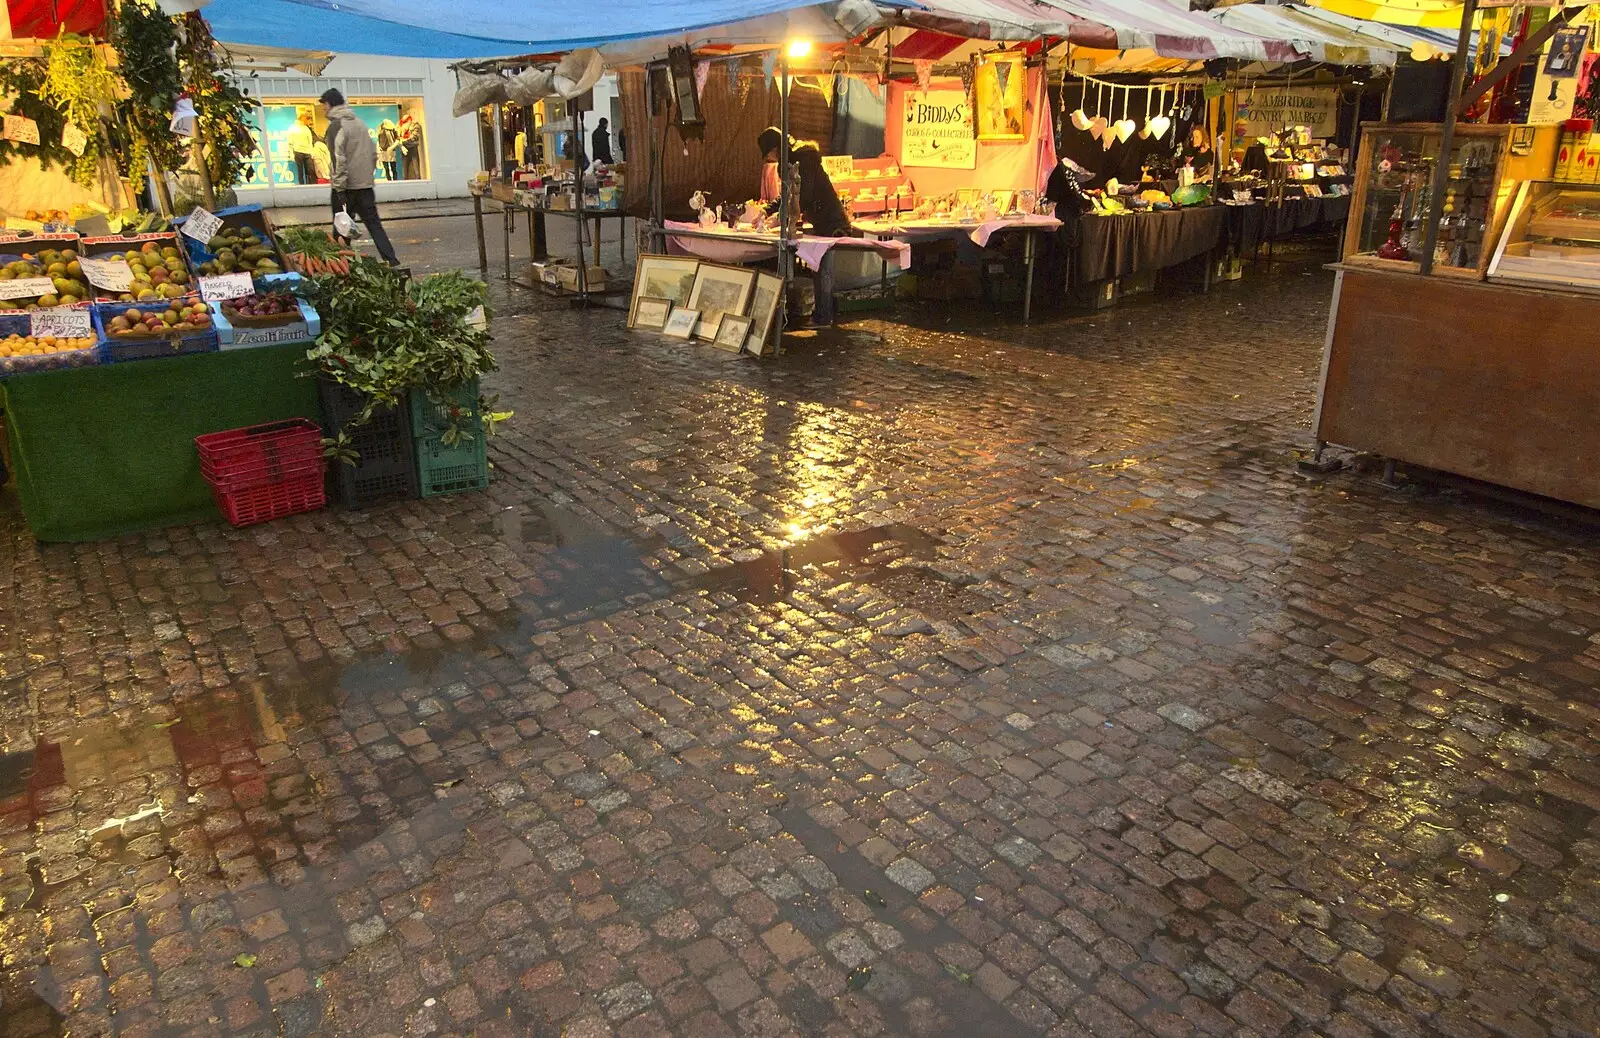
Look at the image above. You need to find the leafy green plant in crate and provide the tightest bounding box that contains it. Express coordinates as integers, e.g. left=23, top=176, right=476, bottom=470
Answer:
left=297, top=258, right=510, bottom=460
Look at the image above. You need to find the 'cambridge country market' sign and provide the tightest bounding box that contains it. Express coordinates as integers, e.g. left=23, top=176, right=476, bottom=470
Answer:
left=1235, top=86, right=1338, bottom=139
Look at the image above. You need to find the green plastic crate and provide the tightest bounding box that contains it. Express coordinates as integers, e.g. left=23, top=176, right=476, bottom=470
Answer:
left=409, top=377, right=480, bottom=437
left=409, top=378, right=489, bottom=497
left=415, top=432, right=489, bottom=497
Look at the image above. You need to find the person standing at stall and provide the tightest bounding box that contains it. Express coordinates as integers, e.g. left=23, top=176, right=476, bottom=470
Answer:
left=320, top=89, right=400, bottom=266
left=756, top=127, right=850, bottom=235
left=756, top=127, right=853, bottom=325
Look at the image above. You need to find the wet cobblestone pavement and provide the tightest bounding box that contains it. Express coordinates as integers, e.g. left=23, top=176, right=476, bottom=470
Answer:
left=3, top=252, right=1599, bottom=1037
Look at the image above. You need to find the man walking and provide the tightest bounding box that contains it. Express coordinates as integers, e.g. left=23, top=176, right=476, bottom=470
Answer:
left=319, top=89, right=400, bottom=266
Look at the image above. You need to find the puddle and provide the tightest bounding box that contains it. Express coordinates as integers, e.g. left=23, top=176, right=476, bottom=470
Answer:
left=688, top=522, right=943, bottom=606
left=777, top=806, right=1043, bottom=1038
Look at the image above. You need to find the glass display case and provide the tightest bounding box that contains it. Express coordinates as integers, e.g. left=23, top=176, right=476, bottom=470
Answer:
left=1343, top=124, right=1512, bottom=277
left=1488, top=181, right=1600, bottom=292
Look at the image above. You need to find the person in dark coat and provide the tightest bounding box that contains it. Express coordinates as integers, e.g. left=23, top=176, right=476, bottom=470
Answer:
left=591, top=117, right=616, bottom=165
left=757, top=127, right=851, bottom=237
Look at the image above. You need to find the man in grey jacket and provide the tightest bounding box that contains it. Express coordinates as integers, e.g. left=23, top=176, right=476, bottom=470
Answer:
left=319, top=89, right=400, bottom=266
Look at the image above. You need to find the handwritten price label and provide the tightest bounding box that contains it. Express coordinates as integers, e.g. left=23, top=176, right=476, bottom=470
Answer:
left=79, top=257, right=134, bottom=292
left=199, top=272, right=254, bottom=301
left=29, top=308, right=93, bottom=339
left=0, top=277, right=56, bottom=300
left=61, top=122, right=88, bottom=157
left=3, top=115, right=40, bottom=145
left=181, top=206, right=223, bottom=243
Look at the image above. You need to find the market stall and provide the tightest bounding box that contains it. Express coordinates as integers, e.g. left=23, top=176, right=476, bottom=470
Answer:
left=2, top=9, right=501, bottom=540
left=1313, top=0, right=1600, bottom=509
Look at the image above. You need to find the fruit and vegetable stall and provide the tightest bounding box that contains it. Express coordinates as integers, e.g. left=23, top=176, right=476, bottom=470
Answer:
left=1, top=205, right=501, bottom=542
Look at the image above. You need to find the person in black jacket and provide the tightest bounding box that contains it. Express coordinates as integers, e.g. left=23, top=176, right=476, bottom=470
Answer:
left=757, top=127, right=851, bottom=237
left=592, top=117, right=616, bottom=165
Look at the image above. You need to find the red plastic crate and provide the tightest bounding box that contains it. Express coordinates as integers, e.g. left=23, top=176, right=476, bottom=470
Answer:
left=208, top=470, right=326, bottom=527
left=197, top=418, right=323, bottom=483
left=196, top=419, right=327, bottom=527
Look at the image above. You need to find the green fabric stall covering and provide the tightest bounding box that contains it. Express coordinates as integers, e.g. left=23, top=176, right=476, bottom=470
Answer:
left=3, top=345, right=318, bottom=541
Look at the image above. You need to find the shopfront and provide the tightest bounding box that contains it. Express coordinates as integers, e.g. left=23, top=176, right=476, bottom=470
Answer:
left=229, top=55, right=483, bottom=205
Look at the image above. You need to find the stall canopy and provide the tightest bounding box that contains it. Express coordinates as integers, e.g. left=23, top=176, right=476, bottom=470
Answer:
left=1209, top=4, right=1402, bottom=65
left=1301, top=0, right=1468, bottom=28
left=3, top=0, right=105, bottom=38
left=597, top=3, right=886, bottom=65
left=194, top=0, right=883, bottom=57
left=901, top=0, right=1306, bottom=60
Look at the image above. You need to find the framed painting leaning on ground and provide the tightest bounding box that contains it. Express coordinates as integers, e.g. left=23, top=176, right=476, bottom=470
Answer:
left=685, top=264, right=756, bottom=339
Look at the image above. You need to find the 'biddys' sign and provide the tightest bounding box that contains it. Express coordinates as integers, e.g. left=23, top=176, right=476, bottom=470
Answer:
left=902, top=90, right=976, bottom=169
left=1234, top=87, right=1338, bottom=139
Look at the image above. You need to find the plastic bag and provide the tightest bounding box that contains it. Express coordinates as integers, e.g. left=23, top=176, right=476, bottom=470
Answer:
left=333, top=207, right=356, bottom=239
left=452, top=70, right=509, bottom=117
left=506, top=67, right=555, bottom=106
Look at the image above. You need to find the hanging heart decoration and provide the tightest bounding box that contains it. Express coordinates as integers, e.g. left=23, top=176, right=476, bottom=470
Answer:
left=1149, top=113, right=1171, bottom=140
left=1099, top=120, right=1115, bottom=150
left=1090, top=115, right=1107, bottom=141
left=1071, top=108, right=1091, bottom=131
left=1114, top=118, right=1137, bottom=143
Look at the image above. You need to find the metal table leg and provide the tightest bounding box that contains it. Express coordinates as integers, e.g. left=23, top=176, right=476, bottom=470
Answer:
left=1023, top=230, right=1037, bottom=323
left=473, top=195, right=487, bottom=274
left=592, top=216, right=602, bottom=268
left=534, top=212, right=548, bottom=262
left=502, top=205, right=512, bottom=281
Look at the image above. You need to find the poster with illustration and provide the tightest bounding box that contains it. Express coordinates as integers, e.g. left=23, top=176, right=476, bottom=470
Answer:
left=974, top=53, right=1026, bottom=140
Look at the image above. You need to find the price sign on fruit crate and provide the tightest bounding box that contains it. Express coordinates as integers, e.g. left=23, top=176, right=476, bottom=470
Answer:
left=0, top=277, right=55, bottom=300
left=182, top=206, right=224, bottom=243
left=29, top=308, right=93, bottom=339
left=79, top=257, right=134, bottom=292
left=199, top=272, right=255, bottom=301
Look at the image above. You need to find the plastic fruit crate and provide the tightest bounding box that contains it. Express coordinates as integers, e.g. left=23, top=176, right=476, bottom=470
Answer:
left=409, top=378, right=489, bottom=497
left=317, top=377, right=418, bottom=508
left=196, top=417, right=323, bottom=483
left=407, top=377, right=480, bottom=437
left=415, top=432, right=489, bottom=498
left=0, top=312, right=101, bottom=378
left=207, top=470, right=326, bottom=527
left=195, top=419, right=327, bottom=527
left=92, top=300, right=218, bottom=362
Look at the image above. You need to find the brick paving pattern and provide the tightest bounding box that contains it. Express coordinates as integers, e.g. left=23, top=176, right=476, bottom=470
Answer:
left=2, top=255, right=1598, bottom=1037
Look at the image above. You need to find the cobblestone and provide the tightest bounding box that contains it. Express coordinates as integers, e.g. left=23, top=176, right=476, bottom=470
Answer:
left=1, top=253, right=1598, bottom=1036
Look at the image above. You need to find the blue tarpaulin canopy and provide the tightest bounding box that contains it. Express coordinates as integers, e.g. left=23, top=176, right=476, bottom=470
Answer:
left=200, top=0, right=834, bottom=57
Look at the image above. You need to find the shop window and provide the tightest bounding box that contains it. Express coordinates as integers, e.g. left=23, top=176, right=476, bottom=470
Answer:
left=239, top=99, right=428, bottom=187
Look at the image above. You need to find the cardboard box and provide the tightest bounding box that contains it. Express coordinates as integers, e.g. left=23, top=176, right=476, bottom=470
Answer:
left=554, top=264, right=606, bottom=293
left=490, top=181, right=517, bottom=203
left=213, top=299, right=322, bottom=350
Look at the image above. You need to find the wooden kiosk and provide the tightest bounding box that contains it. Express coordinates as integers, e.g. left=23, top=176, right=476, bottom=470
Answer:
left=1314, top=115, right=1600, bottom=509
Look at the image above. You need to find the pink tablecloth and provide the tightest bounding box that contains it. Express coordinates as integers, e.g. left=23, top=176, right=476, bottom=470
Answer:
left=664, top=221, right=778, bottom=264
left=857, top=214, right=1064, bottom=248
left=664, top=220, right=911, bottom=271
left=969, top=214, right=1062, bottom=247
